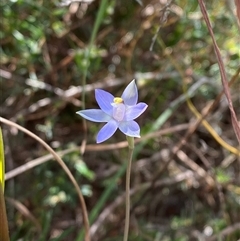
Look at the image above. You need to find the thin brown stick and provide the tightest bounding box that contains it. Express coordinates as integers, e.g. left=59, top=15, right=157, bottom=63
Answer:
left=0, top=117, right=90, bottom=241
left=6, top=197, right=41, bottom=233
left=235, top=0, right=240, bottom=25
left=175, top=148, right=215, bottom=187
left=198, top=0, right=240, bottom=144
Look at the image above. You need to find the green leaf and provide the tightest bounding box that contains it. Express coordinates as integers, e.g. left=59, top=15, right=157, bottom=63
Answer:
left=74, top=161, right=95, bottom=181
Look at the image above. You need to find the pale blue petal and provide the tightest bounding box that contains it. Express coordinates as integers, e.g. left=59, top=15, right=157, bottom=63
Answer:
left=95, top=89, right=114, bottom=115
left=119, top=120, right=140, bottom=138
left=124, top=102, right=148, bottom=121
left=76, top=109, right=112, bottom=122
left=112, top=103, right=126, bottom=122
left=121, top=80, right=138, bottom=106
left=97, top=120, right=119, bottom=143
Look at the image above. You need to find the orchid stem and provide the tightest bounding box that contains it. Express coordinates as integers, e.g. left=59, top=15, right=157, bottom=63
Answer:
left=123, top=136, right=134, bottom=241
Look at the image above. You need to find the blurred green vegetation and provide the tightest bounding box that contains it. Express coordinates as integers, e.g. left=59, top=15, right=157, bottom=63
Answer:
left=1, top=0, right=240, bottom=240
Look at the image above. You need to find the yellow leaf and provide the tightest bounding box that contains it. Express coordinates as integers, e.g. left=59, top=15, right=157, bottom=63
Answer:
left=0, top=127, right=5, bottom=192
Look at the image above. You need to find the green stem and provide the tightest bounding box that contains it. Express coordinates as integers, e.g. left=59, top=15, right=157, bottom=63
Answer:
left=81, top=0, right=109, bottom=110
left=123, top=136, right=134, bottom=241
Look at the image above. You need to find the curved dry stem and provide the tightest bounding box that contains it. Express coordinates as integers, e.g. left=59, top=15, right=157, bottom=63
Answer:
left=0, top=117, right=90, bottom=241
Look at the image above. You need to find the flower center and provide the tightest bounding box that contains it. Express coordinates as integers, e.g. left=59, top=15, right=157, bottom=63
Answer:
left=113, top=97, right=123, bottom=104
left=112, top=97, right=125, bottom=121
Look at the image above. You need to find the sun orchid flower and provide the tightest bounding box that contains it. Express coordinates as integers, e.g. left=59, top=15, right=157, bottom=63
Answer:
left=76, top=80, right=148, bottom=143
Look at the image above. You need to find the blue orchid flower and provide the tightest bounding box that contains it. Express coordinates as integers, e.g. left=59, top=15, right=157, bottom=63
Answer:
left=76, top=80, right=148, bottom=143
